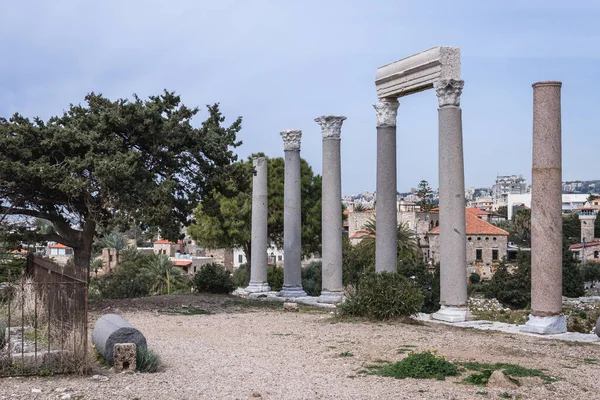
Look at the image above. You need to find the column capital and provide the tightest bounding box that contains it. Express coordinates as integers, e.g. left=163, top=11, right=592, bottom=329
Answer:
left=373, top=98, right=399, bottom=127
left=280, top=129, right=302, bottom=151
left=434, top=79, right=464, bottom=107
left=315, top=115, right=346, bottom=139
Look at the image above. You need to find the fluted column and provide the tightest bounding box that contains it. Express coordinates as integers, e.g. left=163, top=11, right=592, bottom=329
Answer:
left=280, top=130, right=307, bottom=297
left=432, top=79, right=469, bottom=323
left=246, top=157, right=271, bottom=293
left=315, top=115, right=346, bottom=303
left=521, top=81, right=566, bottom=334
left=374, top=98, right=399, bottom=273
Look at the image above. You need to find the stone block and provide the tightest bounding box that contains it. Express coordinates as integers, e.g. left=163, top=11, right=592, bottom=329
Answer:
left=520, top=314, right=567, bottom=335
left=375, top=46, right=460, bottom=98
left=91, top=314, right=146, bottom=364
left=113, top=343, right=136, bottom=373
left=283, top=302, right=299, bottom=311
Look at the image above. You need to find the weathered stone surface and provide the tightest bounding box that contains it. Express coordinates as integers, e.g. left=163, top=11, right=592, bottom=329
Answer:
left=92, top=314, right=146, bottom=364
left=520, top=314, right=567, bottom=335
left=593, top=316, right=600, bottom=338
left=487, top=370, right=518, bottom=389
left=375, top=46, right=460, bottom=98
left=283, top=302, right=299, bottom=311
left=246, top=157, right=270, bottom=293
left=113, top=343, right=136, bottom=373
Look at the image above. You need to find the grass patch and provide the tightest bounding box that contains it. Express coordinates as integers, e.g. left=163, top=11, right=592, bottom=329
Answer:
left=498, top=393, right=511, bottom=399
left=460, top=362, right=556, bottom=385
left=339, top=352, right=354, bottom=357
left=136, top=347, right=160, bottom=373
left=470, top=309, right=528, bottom=325
left=364, top=350, right=459, bottom=380
left=584, top=358, right=598, bottom=364
left=159, top=307, right=211, bottom=316
left=476, top=391, right=488, bottom=396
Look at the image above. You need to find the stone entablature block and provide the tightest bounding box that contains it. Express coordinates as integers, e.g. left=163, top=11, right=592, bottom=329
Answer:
left=375, top=46, right=460, bottom=99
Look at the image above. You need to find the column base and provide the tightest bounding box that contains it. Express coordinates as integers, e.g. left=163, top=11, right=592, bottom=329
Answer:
left=317, top=291, right=344, bottom=304
left=245, top=281, right=271, bottom=293
left=279, top=285, right=307, bottom=298
left=432, top=306, right=469, bottom=323
left=519, top=314, right=567, bottom=335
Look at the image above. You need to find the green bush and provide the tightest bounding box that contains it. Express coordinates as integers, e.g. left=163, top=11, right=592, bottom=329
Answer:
left=469, top=273, right=481, bottom=284
left=192, top=263, right=235, bottom=294
left=136, top=347, right=160, bottom=373
left=342, top=238, right=374, bottom=287
left=267, top=266, right=284, bottom=291
left=233, top=264, right=248, bottom=288
left=339, top=272, right=424, bottom=320
left=90, top=256, right=155, bottom=299
left=563, top=241, right=584, bottom=298
left=397, top=261, right=439, bottom=314
left=485, top=253, right=531, bottom=309
left=302, top=261, right=322, bottom=296
left=372, top=350, right=459, bottom=380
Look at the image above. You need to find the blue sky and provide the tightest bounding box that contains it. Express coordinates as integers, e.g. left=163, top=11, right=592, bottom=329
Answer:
left=2, top=1, right=599, bottom=194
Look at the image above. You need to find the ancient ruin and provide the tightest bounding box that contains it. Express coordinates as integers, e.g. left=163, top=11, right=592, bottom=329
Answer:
left=246, top=157, right=270, bottom=293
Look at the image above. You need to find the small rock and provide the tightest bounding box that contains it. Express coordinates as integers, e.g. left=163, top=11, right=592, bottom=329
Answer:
left=90, top=374, right=109, bottom=382
left=252, top=392, right=262, bottom=398
left=487, top=370, right=517, bottom=389
left=283, top=302, right=299, bottom=311
left=32, top=389, right=41, bottom=393
left=59, top=394, right=71, bottom=400
left=181, top=305, right=189, bottom=309
left=54, top=388, right=67, bottom=392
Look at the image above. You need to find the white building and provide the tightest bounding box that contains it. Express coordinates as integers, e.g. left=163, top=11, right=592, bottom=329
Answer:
left=492, top=175, right=528, bottom=206
left=507, top=193, right=589, bottom=219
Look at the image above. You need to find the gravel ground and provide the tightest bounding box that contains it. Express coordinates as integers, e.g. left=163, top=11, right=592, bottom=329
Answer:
left=2, top=294, right=600, bottom=400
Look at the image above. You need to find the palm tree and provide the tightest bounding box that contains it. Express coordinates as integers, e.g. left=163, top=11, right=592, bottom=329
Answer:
left=100, top=231, right=127, bottom=267
left=145, top=254, right=185, bottom=295
left=359, top=218, right=420, bottom=263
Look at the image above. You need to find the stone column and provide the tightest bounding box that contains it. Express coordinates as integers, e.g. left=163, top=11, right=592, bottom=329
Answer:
left=246, top=157, right=271, bottom=293
left=315, top=115, right=346, bottom=303
left=374, top=98, right=400, bottom=273
left=521, top=81, right=566, bottom=334
left=280, top=130, right=307, bottom=297
left=431, top=79, right=469, bottom=323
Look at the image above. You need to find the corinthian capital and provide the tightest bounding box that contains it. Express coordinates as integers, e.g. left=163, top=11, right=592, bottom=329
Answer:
left=314, top=115, right=346, bottom=139
left=280, top=129, right=302, bottom=151
left=373, top=98, right=399, bottom=127
left=434, top=79, right=464, bottom=107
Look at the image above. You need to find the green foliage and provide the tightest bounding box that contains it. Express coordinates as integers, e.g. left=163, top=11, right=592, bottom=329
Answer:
left=145, top=254, right=188, bottom=295
left=99, top=231, right=127, bottom=252
left=0, top=256, right=26, bottom=283
left=339, top=352, right=354, bottom=357
left=90, top=256, right=155, bottom=299
left=460, top=361, right=556, bottom=385
left=267, top=266, right=284, bottom=291
left=370, top=351, right=459, bottom=380
left=342, top=237, right=375, bottom=287
left=485, top=253, right=531, bottom=309
left=0, top=92, right=241, bottom=269
left=339, top=272, right=424, bottom=320
left=563, top=213, right=581, bottom=245
left=582, top=262, right=600, bottom=286
left=469, top=273, right=481, bottom=284
left=359, top=219, right=420, bottom=263
left=0, top=320, right=6, bottom=349
left=562, top=240, right=585, bottom=298
left=497, top=205, right=508, bottom=218
left=510, top=208, right=531, bottom=247
left=119, top=246, right=141, bottom=264
left=397, top=261, right=440, bottom=314
left=136, top=347, right=160, bottom=373
left=233, top=264, right=249, bottom=288
left=192, top=263, right=235, bottom=294
left=302, top=261, right=322, bottom=296
left=416, top=180, right=435, bottom=212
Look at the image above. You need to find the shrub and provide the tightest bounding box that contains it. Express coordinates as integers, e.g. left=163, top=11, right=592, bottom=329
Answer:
left=339, top=272, right=424, bottom=320
left=485, top=253, right=531, bottom=309
left=563, top=241, right=584, bottom=298
left=372, top=350, right=459, bottom=380
left=267, top=266, right=284, bottom=291
left=192, top=263, right=235, bottom=294
left=90, top=256, right=155, bottom=299
left=233, top=264, right=249, bottom=288
left=342, top=238, right=374, bottom=286
left=397, top=261, right=439, bottom=314
left=469, top=273, right=481, bottom=284
left=136, top=347, right=160, bottom=373
left=302, top=261, right=322, bottom=296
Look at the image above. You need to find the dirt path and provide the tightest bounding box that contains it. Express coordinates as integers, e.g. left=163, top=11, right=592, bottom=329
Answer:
left=2, top=294, right=600, bottom=399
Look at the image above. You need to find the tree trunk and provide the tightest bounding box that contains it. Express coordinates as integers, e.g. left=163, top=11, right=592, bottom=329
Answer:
left=72, top=220, right=96, bottom=283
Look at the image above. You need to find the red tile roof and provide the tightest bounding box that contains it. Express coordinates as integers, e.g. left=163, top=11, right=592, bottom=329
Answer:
left=172, top=260, right=192, bottom=266
left=49, top=243, right=70, bottom=249
left=570, top=241, right=600, bottom=250
left=429, top=208, right=509, bottom=236
left=10, top=249, right=28, bottom=254
left=154, top=239, right=175, bottom=245
left=467, top=208, right=491, bottom=216
left=350, top=230, right=373, bottom=240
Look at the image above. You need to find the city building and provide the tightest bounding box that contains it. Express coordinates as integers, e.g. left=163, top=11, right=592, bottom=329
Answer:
left=492, top=175, right=528, bottom=206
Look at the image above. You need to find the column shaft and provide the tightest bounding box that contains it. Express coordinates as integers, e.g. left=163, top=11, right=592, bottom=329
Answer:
left=246, top=157, right=270, bottom=292
left=374, top=99, right=399, bottom=273
left=531, top=82, right=563, bottom=316
left=438, top=106, right=468, bottom=307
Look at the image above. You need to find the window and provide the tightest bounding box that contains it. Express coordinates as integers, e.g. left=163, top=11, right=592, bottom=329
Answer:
left=65, top=248, right=73, bottom=255
left=492, top=250, right=499, bottom=261
left=194, top=266, right=197, bottom=273
left=238, top=254, right=243, bottom=263
left=476, top=249, right=483, bottom=261
left=595, top=251, right=599, bottom=259
left=278, top=255, right=283, bottom=261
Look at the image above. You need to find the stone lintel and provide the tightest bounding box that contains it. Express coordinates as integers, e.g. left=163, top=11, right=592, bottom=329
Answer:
left=375, top=46, right=460, bottom=98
